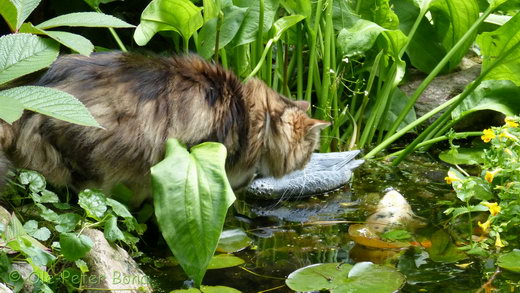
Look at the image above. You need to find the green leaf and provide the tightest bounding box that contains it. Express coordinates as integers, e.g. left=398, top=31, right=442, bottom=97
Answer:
left=59, top=233, right=94, bottom=261
left=83, top=0, right=121, bottom=9
left=228, top=0, right=280, bottom=47
left=36, top=203, right=60, bottom=223
left=198, top=5, right=248, bottom=59
left=453, top=80, right=520, bottom=122
left=200, top=286, right=242, bottom=293
left=381, top=229, right=412, bottom=241
left=217, top=228, right=251, bottom=253
left=16, top=236, right=55, bottom=266
left=23, top=220, right=51, bottom=241
left=0, top=95, right=24, bottom=124
left=488, top=0, right=510, bottom=9
left=356, top=0, right=400, bottom=30
left=272, top=14, right=305, bottom=42
left=477, top=12, right=520, bottom=85
left=20, top=23, right=94, bottom=56
left=78, top=189, right=108, bottom=220
left=381, top=87, right=416, bottom=131
left=337, top=19, right=386, bottom=57
left=0, top=33, right=59, bottom=85
left=439, top=147, right=486, bottom=165
left=281, top=0, right=311, bottom=19
left=207, top=254, right=245, bottom=270
left=133, top=0, right=203, bottom=46
left=0, top=0, right=41, bottom=31
left=18, top=170, right=46, bottom=193
left=104, top=214, right=125, bottom=242
left=497, top=250, right=520, bottom=272
left=427, top=230, right=467, bottom=263
left=151, top=139, right=236, bottom=287
left=286, top=262, right=405, bottom=292
left=40, top=190, right=59, bottom=203
left=55, top=213, right=81, bottom=233
left=36, top=12, right=134, bottom=29
left=75, top=259, right=89, bottom=273
left=401, top=0, right=479, bottom=73
left=0, top=86, right=101, bottom=128
left=106, top=198, right=133, bottom=219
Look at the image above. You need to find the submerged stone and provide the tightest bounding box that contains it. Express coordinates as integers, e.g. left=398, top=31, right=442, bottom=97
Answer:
left=246, top=151, right=364, bottom=199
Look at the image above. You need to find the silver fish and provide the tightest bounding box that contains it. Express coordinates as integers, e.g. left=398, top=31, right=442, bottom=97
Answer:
left=246, top=151, right=364, bottom=199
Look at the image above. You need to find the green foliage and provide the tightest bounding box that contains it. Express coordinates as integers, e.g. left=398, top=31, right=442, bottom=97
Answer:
left=151, top=139, right=236, bottom=287
left=286, top=262, right=405, bottom=293
left=0, top=170, right=145, bottom=291
left=0, top=33, right=58, bottom=85
left=444, top=116, right=520, bottom=283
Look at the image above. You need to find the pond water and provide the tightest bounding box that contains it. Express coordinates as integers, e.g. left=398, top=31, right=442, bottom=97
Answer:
left=140, top=154, right=487, bottom=292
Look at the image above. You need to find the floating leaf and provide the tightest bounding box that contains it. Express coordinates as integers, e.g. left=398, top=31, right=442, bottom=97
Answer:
left=217, top=228, right=251, bottom=253
left=151, top=139, right=235, bottom=287
left=207, top=254, right=245, bottom=270
left=286, top=262, right=405, bottom=293
left=427, top=230, right=467, bottom=263
left=0, top=33, right=59, bottom=85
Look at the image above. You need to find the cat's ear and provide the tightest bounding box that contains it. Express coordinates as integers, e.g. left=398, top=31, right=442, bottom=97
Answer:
left=306, top=119, right=331, bottom=132
left=294, top=100, right=310, bottom=111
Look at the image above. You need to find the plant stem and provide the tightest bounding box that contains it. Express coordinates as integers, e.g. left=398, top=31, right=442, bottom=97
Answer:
left=384, top=5, right=494, bottom=141
left=304, top=0, right=324, bottom=103
left=94, top=7, right=127, bottom=52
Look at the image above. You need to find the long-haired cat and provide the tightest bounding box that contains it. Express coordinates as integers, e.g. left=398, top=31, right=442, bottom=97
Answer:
left=0, top=52, right=329, bottom=207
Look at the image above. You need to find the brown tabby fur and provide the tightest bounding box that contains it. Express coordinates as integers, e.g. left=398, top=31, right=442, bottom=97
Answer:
left=0, top=52, right=328, bottom=206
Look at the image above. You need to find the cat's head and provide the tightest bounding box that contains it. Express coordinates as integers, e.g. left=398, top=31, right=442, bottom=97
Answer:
left=244, top=79, right=330, bottom=178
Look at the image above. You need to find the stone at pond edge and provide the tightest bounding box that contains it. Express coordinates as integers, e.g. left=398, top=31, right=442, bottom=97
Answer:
left=82, top=228, right=152, bottom=293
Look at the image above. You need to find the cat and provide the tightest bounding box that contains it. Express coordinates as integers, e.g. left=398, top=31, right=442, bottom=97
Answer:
left=0, top=52, right=329, bottom=207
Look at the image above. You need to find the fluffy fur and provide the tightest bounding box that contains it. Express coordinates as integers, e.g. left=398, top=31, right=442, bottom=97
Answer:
left=0, top=52, right=328, bottom=206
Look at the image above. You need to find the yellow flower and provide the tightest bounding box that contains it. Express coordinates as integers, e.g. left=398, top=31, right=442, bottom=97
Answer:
left=505, top=117, right=519, bottom=128
left=478, top=219, right=492, bottom=233
left=495, top=233, right=505, bottom=248
left=481, top=202, right=501, bottom=216
left=499, top=129, right=519, bottom=141
left=444, top=170, right=460, bottom=184
left=481, top=129, right=495, bottom=143
left=484, top=169, right=500, bottom=183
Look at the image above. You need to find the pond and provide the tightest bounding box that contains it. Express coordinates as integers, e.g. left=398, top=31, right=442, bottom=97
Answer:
left=140, top=153, right=489, bottom=292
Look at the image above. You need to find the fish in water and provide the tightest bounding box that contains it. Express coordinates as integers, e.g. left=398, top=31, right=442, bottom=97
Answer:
left=246, top=151, right=364, bottom=200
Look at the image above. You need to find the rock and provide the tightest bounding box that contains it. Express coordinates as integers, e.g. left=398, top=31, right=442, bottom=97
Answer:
left=0, top=283, right=13, bottom=293
left=82, top=229, right=152, bottom=293
left=400, top=64, right=481, bottom=120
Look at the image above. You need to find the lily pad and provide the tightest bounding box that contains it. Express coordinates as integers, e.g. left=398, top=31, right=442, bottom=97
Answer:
left=286, top=262, right=405, bottom=293
left=207, top=254, right=245, bottom=270
left=217, top=228, right=252, bottom=253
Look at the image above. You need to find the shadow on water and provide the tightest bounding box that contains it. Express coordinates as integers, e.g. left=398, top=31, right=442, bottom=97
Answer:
left=140, top=154, right=485, bottom=292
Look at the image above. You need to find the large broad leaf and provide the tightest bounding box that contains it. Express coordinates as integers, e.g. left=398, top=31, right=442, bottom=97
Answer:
left=439, top=147, right=486, bottom=165
left=36, top=12, right=134, bottom=29
left=0, top=86, right=101, bottom=128
left=281, top=0, right=311, bottom=19
left=400, top=0, right=480, bottom=73
left=286, top=262, right=405, bottom=293
left=134, top=0, right=203, bottom=46
left=497, top=251, right=520, bottom=272
left=0, top=95, right=24, bottom=124
left=427, top=230, right=467, bottom=263
left=20, top=23, right=94, bottom=56
left=0, top=33, right=59, bottom=85
left=477, top=12, right=520, bottom=86
left=59, top=233, right=94, bottom=261
left=337, top=19, right=386, bottom=57
left=198, top=5, right=248, bottom=59
left=355, top=0, right=400, bottom=30
left=151, top=139, right=236, bottom=287
left=452, top=80, right=520, bottom=121
left=0, top=0, right=41, bottom=31
left=381, top=88, right=417, bottom=131
left=228, top=0, right=280, bottom=47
